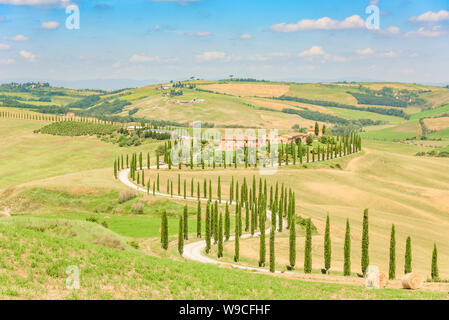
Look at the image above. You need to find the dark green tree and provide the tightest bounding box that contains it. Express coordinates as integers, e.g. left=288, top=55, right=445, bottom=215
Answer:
left=304, top=218, right=312, bottom=274
left=324, top=215, right=331, bottom=273
left=314, top=122, right=319, bottom=136
left=178, top=215, right=184, bottom=256
left=389, top=224, right=396, bottom=280
left=404, top=236, right=412, bottom=274
left=205, top=202, right=211, bottom=253
left=361, top=209, right=369, bottom=276
left=431, top=243, right=439, bottom=281
left=288, top=197, right=296, bottom=270
left=196, top=201, right=202, bottom=238
left=225, top=202, right=230, bottom=241
left=161, top=211, right=168, bottom=250
left=218, top=212, right=224, bottom=258
left=344, top=219, right=351, bottom=276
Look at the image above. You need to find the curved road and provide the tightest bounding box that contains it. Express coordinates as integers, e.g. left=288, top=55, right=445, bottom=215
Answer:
left=118, top=167, right=283, bottom=274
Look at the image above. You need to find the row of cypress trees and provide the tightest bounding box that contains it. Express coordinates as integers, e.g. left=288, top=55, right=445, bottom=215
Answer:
left=114, top=131, right=363, bottom=176
left=153, top=176, right=440, bottom=280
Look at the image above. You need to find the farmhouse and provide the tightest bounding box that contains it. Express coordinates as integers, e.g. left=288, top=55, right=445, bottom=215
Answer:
left=281, top=132, right=307, bottom=144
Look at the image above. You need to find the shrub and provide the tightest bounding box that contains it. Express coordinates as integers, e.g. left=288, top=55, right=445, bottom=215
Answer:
left=131, top=202, right=144, bottom=214
left=118, top=189, right=136, bottom=203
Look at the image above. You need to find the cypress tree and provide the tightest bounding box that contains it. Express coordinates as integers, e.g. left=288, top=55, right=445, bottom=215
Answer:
left=218, top=212, right=223, bottom=258
left=405, top=236, right=412, bottom=274
left=361, top=209, right=369, bottom=276
left=245, top=203, right=250, bottom=232
left=178, top=174, right=181, bottom=195
left=153, top=181, right=155, bottom=195
left=289, top=201, right=296, bottom=270
left=191, top=178, right=194, bottom=197
left=183, top=205, right=188, bottom=240
left=214, top=201, right=219, bottom=243
left=324, top=215, right=331, bottom=273
left=431, top=243, right=439, bottom=281
left=205, top=202, right=211, bottom=253
left=225, top=202, right=230, bottom=241
left=204, top=179, right=207, bottom=198
left=269, top=208, right=276, bottom=273
left=178, top=215, right=184, bottom=256
left=196, top=201, right=201, bottom=238
left=142, top=170, right=145, bottom=186
left=344, top=219, right=351, bottom=276
left=161, top=211, right=168, bottom=250
left=230, top=177, right=234, bottom=204
left=259, top=204, right=266, bottom=267
left=157, top=173, right=160, bottom=191
left=304, top=218, right=312, bottom=274
left=389, top=224, right=396, bottom=280
left=234, top=207, right=240, bottom=262
left=113, top=160, right=117, bottom=179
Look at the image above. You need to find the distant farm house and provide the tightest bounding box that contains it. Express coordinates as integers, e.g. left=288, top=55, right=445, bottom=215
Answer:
left=66, top=112, right=75, bottom=118
left=280, top=132, right=306, bottom=144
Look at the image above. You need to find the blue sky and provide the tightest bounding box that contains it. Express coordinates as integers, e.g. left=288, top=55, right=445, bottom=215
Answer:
left=0, top=0, right=448, bottom=86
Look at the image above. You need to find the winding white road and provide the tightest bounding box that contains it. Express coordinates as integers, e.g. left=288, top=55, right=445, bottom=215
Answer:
left=118, top=167, right=283, bottom=274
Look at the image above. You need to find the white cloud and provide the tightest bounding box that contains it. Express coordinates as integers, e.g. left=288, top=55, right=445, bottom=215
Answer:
left=41, top=21, right=60, bottom=29
left=405, top=26, right=446, bottom=38
left=19, top=50, right=36, bottom=62
left=186, top=31, right=212, bottom=37
left=3, top=34, right=29, bottom=41
left=382, top=51, right=397, bottom=58
left=356, top=48, right=374, bottom=55
left=0, top=0, right=71, bottom=7
left=196, top=51, right=229, bottom=62
left=299, top=46, right=326, bottom=57
left=130, top=54, right=155, bottom=63
left=270, top=15, right=365, bottom=32
left=240, top=33, right=253, bottom=40
left=332, top=56, right=347, bottom=63
left=0, top=58, right=14, bottom=65
left=410, top=10, right=449, bottom=23
left=0, top=43, right=11, bottom=50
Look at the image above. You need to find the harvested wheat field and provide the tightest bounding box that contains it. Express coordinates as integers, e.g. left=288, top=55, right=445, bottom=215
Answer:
left=198, top=83, right=290, bottom=97
left=424, top=117, right=449, bottom=131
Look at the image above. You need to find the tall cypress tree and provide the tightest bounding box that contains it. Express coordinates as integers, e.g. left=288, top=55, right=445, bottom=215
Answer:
left=234, top=210, right=240, bottom=262
left=225, top=202, right=230, bottom=241
left=178, top=215, right=184, bottom=256
left=214, top=201, right=219, bottom=243
left=218, top=212, right=224, bottom=258
left=230, top=177, right=234, bottom=204
left=269, top=208, right=276, bottom=273
left=431, top=243, right=439, bottom=281
left=196, top=201, right=202, bottom=238
left=389, top=224, right=396, bottom=280
left=324, top=215, right=331, bottom=273
left=289, top=200, right=296, bottom=270
left=161, top=211, right=168, bottom=250
left=361, top=209, right=369, bottom=276
left=205, top=201, right=211, bottom=253
left=259, top=202, right=266, bottom=267
left=344, top=219, right=351, bottom=276
left=404, top=236, right=412, bottom=274
left=304, top=218, right=312, bottom=274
